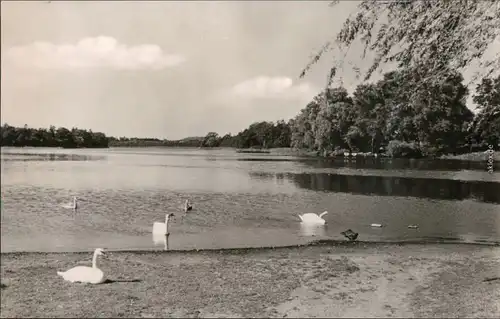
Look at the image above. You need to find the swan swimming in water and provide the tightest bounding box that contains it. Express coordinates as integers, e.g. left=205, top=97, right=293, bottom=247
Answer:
left=57, top=248, right=106, bottom=284
left=61, top=196, right=78, bottom=210
left=184, top=200, right=193, bottom=213
left=152, top=232, right=170, bottom=250
left=300, top=223, right=327, bottom=237
left=152, top=213, right=175, bottom=236
left=298, top=211, right=328, bottom=225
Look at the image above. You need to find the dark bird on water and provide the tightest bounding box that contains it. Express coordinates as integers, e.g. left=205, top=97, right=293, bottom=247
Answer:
left=184, top=199, right=193, bottom=213
left=341, top=229, right=359, bottom=241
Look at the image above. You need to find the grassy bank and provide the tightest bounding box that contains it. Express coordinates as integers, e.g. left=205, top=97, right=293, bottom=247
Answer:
left=270, top=147, right=500, bottom=162
left=440, top=151, right=500, bottom=162
left=1, top=242, right=499, bottom=318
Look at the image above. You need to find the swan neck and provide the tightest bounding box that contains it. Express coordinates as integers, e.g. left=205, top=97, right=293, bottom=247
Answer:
left=92, top=250, right=99, bottom=268
left=165, top=217, right=170, bottom=233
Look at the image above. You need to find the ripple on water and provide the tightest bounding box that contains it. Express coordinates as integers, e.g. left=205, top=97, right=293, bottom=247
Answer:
left=1, top=185, right=499, bottom=252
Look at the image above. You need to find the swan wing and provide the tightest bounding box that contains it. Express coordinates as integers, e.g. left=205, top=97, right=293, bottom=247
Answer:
left=297, top=214, right=304, bottom=222
left=319, top=211, right=328, bottom=218
left=90, top=268, right=105, bottom=284
left=58, top=266, right=93, bottom=282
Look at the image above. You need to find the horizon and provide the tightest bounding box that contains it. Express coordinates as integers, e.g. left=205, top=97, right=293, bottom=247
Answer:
left=1, top=1, right=488, bottom=141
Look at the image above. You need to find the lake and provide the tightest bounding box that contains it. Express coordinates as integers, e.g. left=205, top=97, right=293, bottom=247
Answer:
left=1, top=147, right=499, bottom=253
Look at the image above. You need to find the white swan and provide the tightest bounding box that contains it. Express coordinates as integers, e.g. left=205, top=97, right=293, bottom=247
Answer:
left=57, top=248, right=106, bottom=284
left=61, top=196, right=78, bottom=210
left=184, top=200, right=193, bottom=213
left=298, top=211, right=328, bottom=225
left=300, top=223, right=326, bottom=237
left=152, top=232, right=170, bottom=250
left=152, top=213, right=175, bottom=236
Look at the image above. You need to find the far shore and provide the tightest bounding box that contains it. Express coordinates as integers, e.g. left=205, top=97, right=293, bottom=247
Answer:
left=2, top=146, right=499, bottom=162
left=1, top=241, right=499, bottom=318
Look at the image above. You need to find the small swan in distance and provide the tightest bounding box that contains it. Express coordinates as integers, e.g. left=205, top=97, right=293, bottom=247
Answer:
left=61, top=196, right=78, bottom=210
left=298, top=211, right=328, bottom=225
left=153, top=213, right=175, bottom=236
left=184, top=199, right=193, bottom=213
left=57, top=248, right=106, bottom=284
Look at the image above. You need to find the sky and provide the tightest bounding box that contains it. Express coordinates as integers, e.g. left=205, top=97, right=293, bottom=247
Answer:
left=1, top=1, right=496, bottom=140
left=1, top=1, right=365, bottom=139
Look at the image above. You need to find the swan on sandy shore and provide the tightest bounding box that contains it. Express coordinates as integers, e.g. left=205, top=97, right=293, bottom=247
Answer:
left=184, top=199, right=193, bottom=213
left=153, top=213, right=175, bottom=236
left=61, top=196, right=78, bottom=210
left=57, top=248, right=106, bottom=284
left=298, top=211, right=328, bottom=225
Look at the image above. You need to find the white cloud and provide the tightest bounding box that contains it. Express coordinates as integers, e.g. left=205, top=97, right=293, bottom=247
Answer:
left=4, top=36, right=186, bottom=70
left=229, top=76, right=318, bottom=102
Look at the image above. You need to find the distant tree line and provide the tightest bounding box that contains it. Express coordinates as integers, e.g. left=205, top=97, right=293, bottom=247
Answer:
left=107, top=136, right=205, bottom=148
left=2, top=71, right=498, bottom=158
left=1, top=124, right=109, bottom=148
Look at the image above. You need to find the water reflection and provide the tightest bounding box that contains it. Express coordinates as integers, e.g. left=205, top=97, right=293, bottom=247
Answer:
left=299, top=223, right=327, bottom=237
left=152, top=233, right=169, bottom=250
left=1, top=152, right=104, bottom=162
left=3, top=148, right=497, bottom=173
left=299, top=157, right=498, bottom=172
left=2, top=147, right=499, bottom=252
left=249, top=172, right=500, bottom=204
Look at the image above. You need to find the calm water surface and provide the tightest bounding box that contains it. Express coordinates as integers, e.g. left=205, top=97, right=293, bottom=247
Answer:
left=1, top=147, right=499, bottom=252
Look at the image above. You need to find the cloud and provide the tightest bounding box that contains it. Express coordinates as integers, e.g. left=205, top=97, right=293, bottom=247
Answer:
left=229, top=76, right=318, bottom=101
left=4, top=36, right=186, bottom=70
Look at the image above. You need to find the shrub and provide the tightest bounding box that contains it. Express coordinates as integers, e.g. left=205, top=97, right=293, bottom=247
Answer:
left=386, top=140, right=423, bottom=158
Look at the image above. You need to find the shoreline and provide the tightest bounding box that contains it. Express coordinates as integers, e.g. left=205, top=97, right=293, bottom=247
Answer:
left=2, top=241, right=499, bottom=318
left=2, top=239, right=499, bottom=256
left=3, top=145, right=499, bottom=162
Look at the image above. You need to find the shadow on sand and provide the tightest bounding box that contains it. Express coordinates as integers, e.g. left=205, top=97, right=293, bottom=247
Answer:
left=102, top=279, right=142, bottom=284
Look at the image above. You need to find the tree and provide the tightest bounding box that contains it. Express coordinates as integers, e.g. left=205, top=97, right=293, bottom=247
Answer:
left=471, top=75, right=500, bottom=148
left=300, top=1, right=500, bottom=96
left=201, top=132, right=220, bottom=148
left=351, top=83, right=388, bottom=152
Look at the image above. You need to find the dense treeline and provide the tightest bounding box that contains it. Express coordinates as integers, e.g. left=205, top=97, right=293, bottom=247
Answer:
left=195, top=120, right=292, bottom=149
left=1, top=124, right=109, bottom=148
left=286, top=69, right=498, bottom=157
left=199, top=70, right=499, bottom=157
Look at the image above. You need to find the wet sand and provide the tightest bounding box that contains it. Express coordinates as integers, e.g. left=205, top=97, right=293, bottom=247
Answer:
left=1, top=242, right=499, bottom=318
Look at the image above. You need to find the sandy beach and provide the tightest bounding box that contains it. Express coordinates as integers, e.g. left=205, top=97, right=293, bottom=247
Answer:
left=1, top=241, right=499, bottom=318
